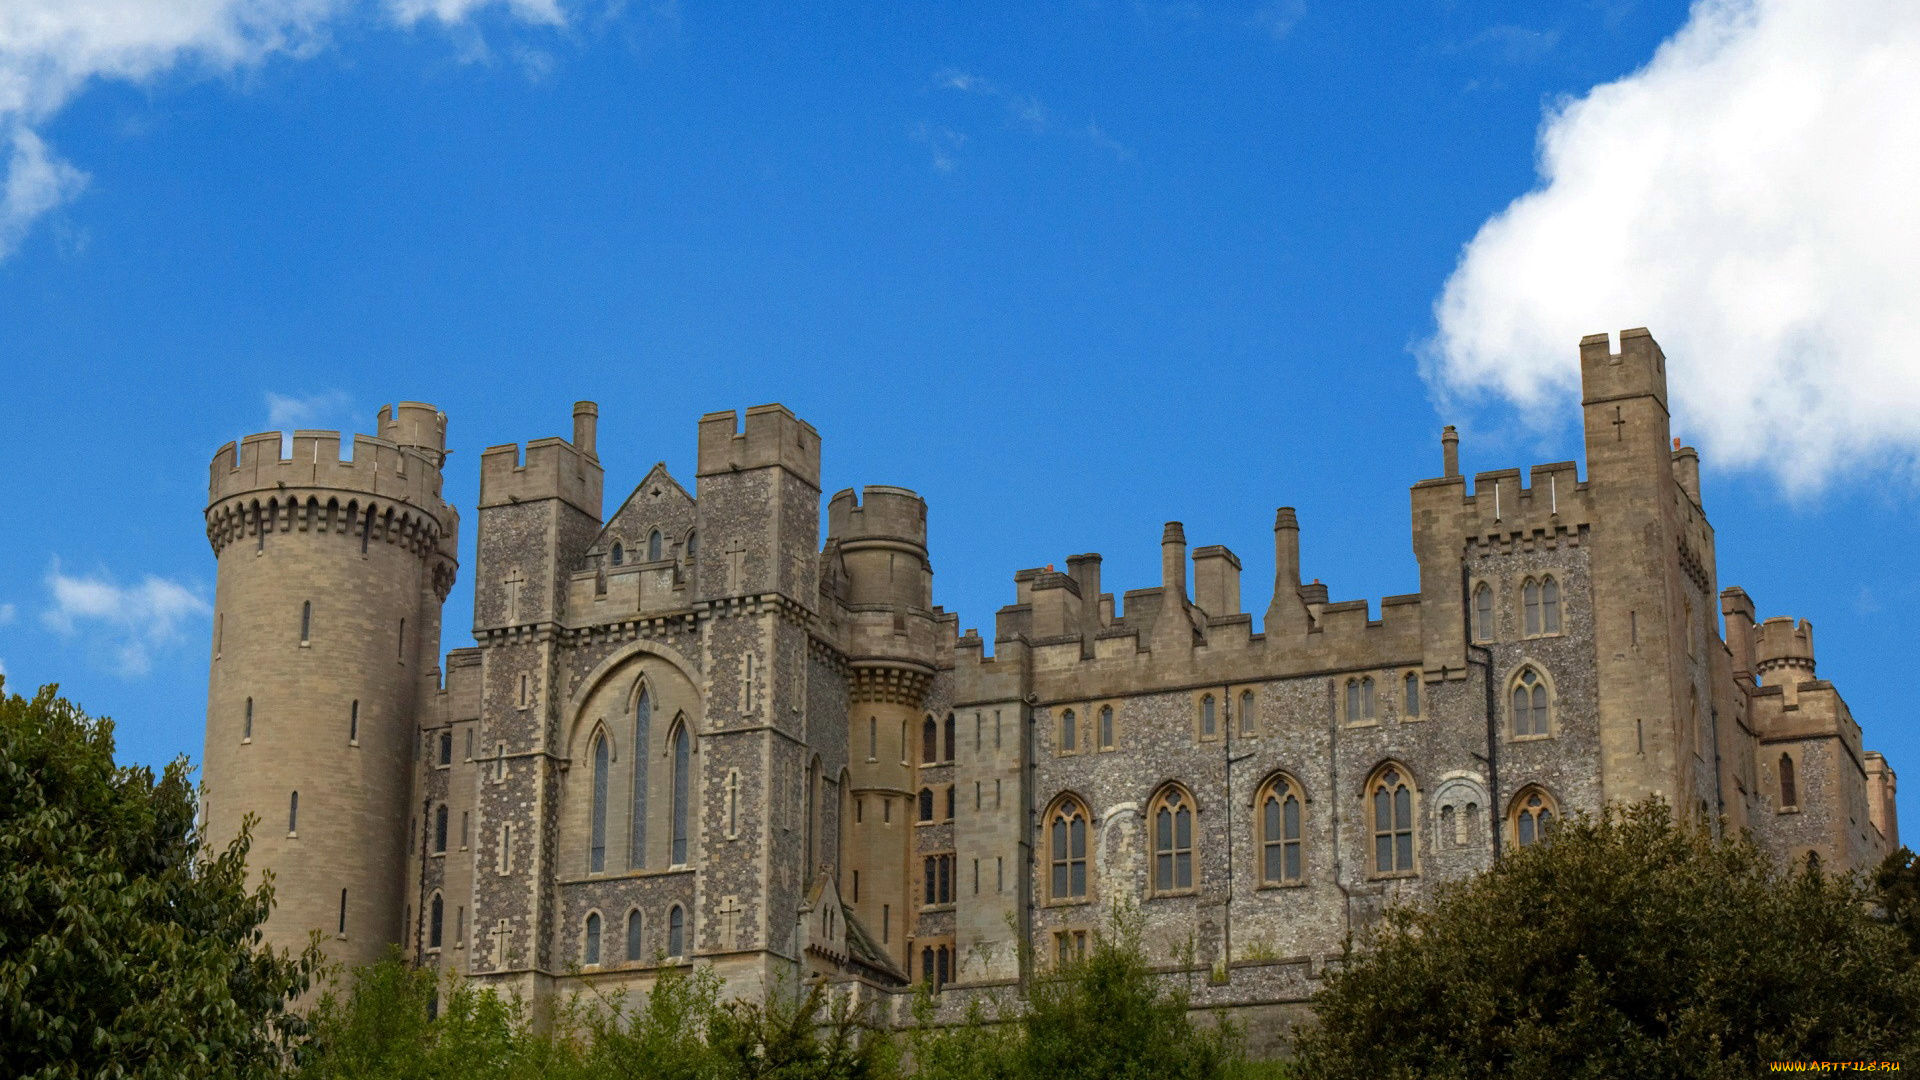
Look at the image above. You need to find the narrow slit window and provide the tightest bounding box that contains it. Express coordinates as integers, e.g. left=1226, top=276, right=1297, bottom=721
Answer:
left=1061, top=709, right=1077, bottom=753
left=288, top=790, right=299, bottom=835
left=348, top=700, right=358, bottom=742
left=584, top=912, right=601, bottom=965
left=1239, top=691, right=1255, bottom=735
left=244, top=697, right=253, bottom=740
left=300, top=600, right=311, bottom=644
left=667, top=905, right=685, bottom=957
left=626, top=911, right=643, bottom=961
left=434, top=805, right=448, bottom=853
left=430, top=894, right=444, bottom=949
left=1099, top=706, right=1114, bottom=749
left=1200, top=695, right=1216, bottom=736
left=339, top=888, right=348, bottom=935
left=590, top=732, right=609, bottom=872
left=1404, top=673, right=1420, bottom=717
left=670, top=723, right=690, bottom=865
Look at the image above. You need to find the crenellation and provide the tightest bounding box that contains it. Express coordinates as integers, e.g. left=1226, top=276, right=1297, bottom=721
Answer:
left=206, top=331, right=1897, bottom=1041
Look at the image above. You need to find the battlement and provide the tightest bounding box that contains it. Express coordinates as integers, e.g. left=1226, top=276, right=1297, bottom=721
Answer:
left=1580, top=327, right=1669, bottom=410
left=696, top=404, right=822, bottom=489
left=378, top=402, right=447, bottom=454
left=828, top=485, right=927, bottom=550
left=1754, top=616, right=1816, bottom=677
left=208, top=422, right=450, bottom=516
left=477, top=403, right=605, bottom=519
left=1412, top=456, right=1589, bottom=536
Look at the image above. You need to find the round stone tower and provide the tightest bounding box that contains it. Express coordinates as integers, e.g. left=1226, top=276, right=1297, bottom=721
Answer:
left=202, top=403, right=459, bottom=970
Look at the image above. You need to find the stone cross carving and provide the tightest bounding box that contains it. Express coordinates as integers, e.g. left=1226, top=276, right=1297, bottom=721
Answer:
left=1612, top=405, right=1627, bottom=441
left=503, top=569, right=525, bottom=623
left=489, top=918, right=515, bottom=968
left=719, top=895, right=742, bottom=950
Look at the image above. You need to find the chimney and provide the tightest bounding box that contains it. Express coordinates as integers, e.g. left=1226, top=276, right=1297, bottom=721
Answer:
left=573, top=401, right=599, bottom=459
left=1442, top=426, right=1460, bottom=478
left=1161, top=522, right=1188, bottom=600
left=1265, top=507, right=1310, bottom=636
left=1672, top=440, right=1701, bottom=507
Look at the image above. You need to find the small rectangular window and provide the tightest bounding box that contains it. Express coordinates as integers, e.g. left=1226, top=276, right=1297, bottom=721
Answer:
left=852, top=870, right=860, bottom=902
left=997, top=856, right=1004, bottom=892
left=288, top=791, right=299, bottom=835
left=465, top=728, right=474, bottom=760
left=300, top=601, right=311, bottom=645
left=397, top=618, right=406, bottom=662
left=338, top=888, right=347, bottom=935
left=349, top=700, right=359, bottom=743
left=438, top=732, right=452, bottom=766
left=461, top=811, right=470, bottom=848
left=882, top=904, right=890, bottom=943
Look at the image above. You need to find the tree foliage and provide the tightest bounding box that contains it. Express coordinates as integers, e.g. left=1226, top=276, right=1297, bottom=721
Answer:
left=1873, top=846, right=1920, bottom=958
left=0, top=679, right=318, bottom=1080
left=1293, top=800, right=1920, bottom=1080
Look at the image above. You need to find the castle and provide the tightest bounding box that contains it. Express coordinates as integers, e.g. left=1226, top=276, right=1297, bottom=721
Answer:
left=200, top=328, right=1900, bottom=1037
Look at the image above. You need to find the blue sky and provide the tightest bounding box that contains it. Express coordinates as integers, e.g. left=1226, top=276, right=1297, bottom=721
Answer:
left=2, top=0, right=1915, bottom=831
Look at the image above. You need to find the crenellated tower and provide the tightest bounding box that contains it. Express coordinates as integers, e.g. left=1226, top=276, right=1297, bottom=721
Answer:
left=202, top=403, right=459, bottom=971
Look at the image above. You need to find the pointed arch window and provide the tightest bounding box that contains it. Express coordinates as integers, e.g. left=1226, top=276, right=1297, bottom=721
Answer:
left=670, top=721, right=691, bottom=865
left=1511, top=668, right=1550, bottom=737
left=1404, top=672, right=1420, bottom=717
left=589, top=730, right=609, bottom=873
left=1060, top=709, right=1077, bottom=753
left=1239, top=691, right=1256, bottom=736
left=1150, top=787, right=1196, bottom=894
left=611, top=541, right=624, bottom=566
left=1258, top=775, right=1304, bottom=885
left=1371, top=767, right=1415, bottom=874
left=625, top=910, right=643, bottom=961
left=429, top=893, right=444, bottom=949
left=1346, top=677, right=1376, bottom=722
left=944, top=713, right=955, bottom=761
left=1779, top=753, right=1798, bottom=808
left=1473, top=583, right=1494, bottom=642
left=667, top=905, right=685, bottom=958
left=648, top=530, right=663, bottom=561
left=1048, top=795, right=1090, bottom=900
left=1511, top=787, right=1556, bottom=847
left=631, top=687, right=651, bottom=868
left=584, top=912, right=602, bottom=965
left=921, top=717, right=938, bottom=764
left=686, top=530, right=698, bottom=559
left=918, top=787, right=935, bottom=822
left=1541, top=576, right=1561, bottom=633
left=1098, top=705, right=1115, bottom=750
left=1200, top=695, right=1216, bottom=737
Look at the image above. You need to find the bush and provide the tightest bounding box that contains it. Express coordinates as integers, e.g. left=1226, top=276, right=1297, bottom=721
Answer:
left=0, top=679, right=317, bottom=1080
left=1293, top=800, right=1920, bottom=1080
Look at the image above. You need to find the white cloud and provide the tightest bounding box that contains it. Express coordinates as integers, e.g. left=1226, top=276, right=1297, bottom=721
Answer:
left=931, top=70, right=1132, bottom=165
left=265, top=389, right=353, bottom=429
left=0, top=0, right=569, bottom=258
left=1423, top=0, right=1920, bottom=494
left=41, top=560, right=210, bottom=677
left=0, top=602, right=15, bottom=625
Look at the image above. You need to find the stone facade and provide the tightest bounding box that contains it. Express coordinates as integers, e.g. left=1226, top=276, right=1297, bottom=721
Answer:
left=201, top=329, right=1899, bottom=1037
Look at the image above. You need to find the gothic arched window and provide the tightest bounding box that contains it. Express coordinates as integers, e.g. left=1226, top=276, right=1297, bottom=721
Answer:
left=626, top=910, right=643, bottom=962
left=1061, top=709, right=1077, bottom=753
left=611, top=541, right=624, bottom=566
left=1511, top=668, right=1550, bottom=737
left=944, top=713, right=956, bottom=761
left=589, top=730, right=609, bottom=873
left=1239, top=690, right=1256, bottom=735
left=1047, top=795, right=1090, bottom=901
left=922, top=717, right=938, bottom=764
left=1258, top=774, right=1304, bottom=885
left=1150, top=786, right=1196, bottom=894
left=1098, top=705, right=1115, bottom=750
left=1510, top=787, right=1556, bottom=847
left=584, top=912, right=601, bottom=965
left=429, top=892, right=443, bottom=949
left=918, top=787, right=935, bottom=822
left=1473, top=583, right=1494, bottom=642
left=648, top=530, right=663, bottom=561
left=1371, top=766, right=1415, bottom=874
left=631, top=686, right=651, bottom=868
left=1541, top=576, right=1561, bottom=633
left=1200, top=695, right=1217, bottom=737
left=1404, top=672, right=1420, bottom=717
left=667, top=905, right=685, bottom=958
left=1779, top=753, right=1798, bottom=808
left=670, top=722, right=691, bottom=866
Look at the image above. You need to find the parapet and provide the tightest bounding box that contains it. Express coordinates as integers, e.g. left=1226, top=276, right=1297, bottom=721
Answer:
left=1753, top=616, right=1816, bottom=679
left=378, top=402, right=447, bottom=455
left=827, top=486, right=927, bottom=550
left=478, top=437, right=603, bottom=518
left=208, top=420, right=449, bottom=519
left=1579, top=327, right=1669, bottom=411
left=696, top=404, right=822, bottom=489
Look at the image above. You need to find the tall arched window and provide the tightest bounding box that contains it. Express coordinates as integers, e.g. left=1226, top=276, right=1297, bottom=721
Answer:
left=289, top=790, right=299, bottom=835
left=1371, top=767, right=1415, bottom=874
left=918, top=787, right=935, bottom=822
left=1779, top=753, right=1798, bottom=808
left=1541, top=576, right=1561, bottom=633
left=429, top=893, right=444, bottom=949
left=1258, top=775, right=1303, bottom=885
left=922, top=717, right=938, bottom=764
left=944, top=713, right=955, bottom=761
left=648, top=530, right=663, bottom=561
left=626, top=910, right=643, bottom=961
left=670, top=722, right=691, bottom=865
left=686, top=531, right=698, bottom=559
left=244, top=697, right=253, bottom=740
left=1200, top=695, right=1216, bottom=737
left=434, top=804, right=448, bottom=853
left=1510, top=787, right=1556, bottom=847
left=1523, top=578, right=1543, bottom=636
left=1098, top=705, right=1115, bottom=750
left=612, top=541, right=625, bottom=566
left=1239, top=691, right=1256, bottom=735
left=584, top=912, right=602, bottom=965
left=1404, top=672, right=1420, bottom=717
left=1061, top=709, right=1077, bottom=753
left=1511, top=668, right=1549, bottom=737
left=1047, top=795, right=1090, bottom=900
left=667, top=905, right=685, bottom=958
left=589, top=731, right=609, bottom=873
left=631, top=687, right=651, bottom=868
left=1150, top=786, right=1196, bottom=894
left=1473, top=583, right=1494, bottom=641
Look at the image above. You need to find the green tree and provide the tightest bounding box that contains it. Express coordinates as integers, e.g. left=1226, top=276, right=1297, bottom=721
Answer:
left=1293, top=800, right=1920, bottom=1080
left=1873, top=846, right=1920, bottom=958
left=0, top=679, right=319, bottom=1080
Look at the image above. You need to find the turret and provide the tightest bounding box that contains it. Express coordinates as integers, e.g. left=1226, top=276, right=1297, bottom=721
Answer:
left=202, top=404, right=459, bottom=972
left=1753, top=617, right=1816, bottom=684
